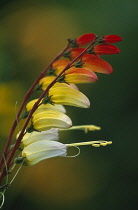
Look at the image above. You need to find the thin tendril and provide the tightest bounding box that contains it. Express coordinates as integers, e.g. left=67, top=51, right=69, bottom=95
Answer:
left=66, top=146, right=80, bottom=158
left=9, top=163, right=23, bottom=185
left=0, top=192, right=5, bottom=209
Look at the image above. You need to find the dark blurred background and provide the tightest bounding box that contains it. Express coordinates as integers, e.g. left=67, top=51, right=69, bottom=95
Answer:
left=0, top=0, right=137, bottom=209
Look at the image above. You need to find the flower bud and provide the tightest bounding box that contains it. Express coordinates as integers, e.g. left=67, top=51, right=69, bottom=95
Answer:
left=102, top=35, right=122, bottom=43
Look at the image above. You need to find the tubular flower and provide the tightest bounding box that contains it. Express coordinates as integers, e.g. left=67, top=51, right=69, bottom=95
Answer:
left=64, top=68, right=98, bottom=84
left=48, top=85, right=90, bottom=108
left=39, top=78, right=90, bottom=108
left=22, top=139, right=112, bottom=166
left=69, top=33, right=96, bottom=48
left=75, top=33, right=96, bottom=46
left=32, top=110, right=72, bottom=131
left=20, top=128, right=59, bottom=148
left=22, top=140, right=67, bottom=166
left=39, top=75, right=78, bottom=89
left=26, top=99, right=66, bottom=114
left=52, top=59, right=69, bottom=75
left=101, top=35, right=122, bottom=43
left=52, top=60, right=99, bottom=82
left=93, top=44, right=120, bottom=55
left=63, top=48, right=113, bottom=74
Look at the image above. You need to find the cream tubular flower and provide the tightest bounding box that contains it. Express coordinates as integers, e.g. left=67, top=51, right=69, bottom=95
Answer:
left=22, top=139, right=112, bottom=166
left=22, top=140, right=67, bottom=166
left=32, top=110, right=72, bottom=131
left=21, top=128, right=59, bottom=147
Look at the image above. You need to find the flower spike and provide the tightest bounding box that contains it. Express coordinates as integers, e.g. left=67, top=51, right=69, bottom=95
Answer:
left=0, top=32, right=122, bottom=197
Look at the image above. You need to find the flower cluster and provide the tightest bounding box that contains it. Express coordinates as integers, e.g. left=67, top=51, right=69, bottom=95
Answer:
left=18, top=33, right=122, bottom=166
left=0, top=33, right=122, bottom=186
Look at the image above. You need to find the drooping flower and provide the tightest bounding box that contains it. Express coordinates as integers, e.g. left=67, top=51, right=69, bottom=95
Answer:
left=22, top=138, right=112, bottom=166
left=20, top=128, right=59, bottom=147
left=31, top=110, right=72, bottom=131
left=64, top=68, right=98, bottom=84
left=52, top=59, right=98, bottom=81
left=22, top=140, right=67, bottom=166
left=93, top=44, right=120, bottom=55
left=75, top=33, right=96, bottom=46
left=68, top=33, right=96, bottom=48
left=63, top=49, right=113, bottom=74
left=26, top=100, right=66, bottom=115
left=39, top=79, right=90, bottom=108
left=101, top=35, right=122, bottom=43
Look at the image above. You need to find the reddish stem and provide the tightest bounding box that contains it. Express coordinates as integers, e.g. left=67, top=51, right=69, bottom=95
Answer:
left=0, top=43, right=70, bottom=173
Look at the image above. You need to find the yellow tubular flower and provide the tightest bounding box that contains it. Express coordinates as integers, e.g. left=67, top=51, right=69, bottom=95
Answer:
left=26, top=99, right=66, bottom=114
left=32, top=110, right=72, bottom=131
left=48, top=84, right=90, bottom=108
left=39, top=76, right=79, bottom=90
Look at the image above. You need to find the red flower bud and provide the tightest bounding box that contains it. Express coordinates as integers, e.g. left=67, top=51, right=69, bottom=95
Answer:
left=102, top=35, right=122, bottom=43
left=76, top=33, right=96, bottom=46
left=94, top=44, right=120, bottom=55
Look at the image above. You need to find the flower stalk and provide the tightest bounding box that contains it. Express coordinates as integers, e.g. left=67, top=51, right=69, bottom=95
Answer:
left=0, top=33, right=122, bottom=199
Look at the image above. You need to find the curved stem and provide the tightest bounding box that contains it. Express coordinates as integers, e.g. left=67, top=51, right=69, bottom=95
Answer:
left=0, top=43, right=70, bottom=172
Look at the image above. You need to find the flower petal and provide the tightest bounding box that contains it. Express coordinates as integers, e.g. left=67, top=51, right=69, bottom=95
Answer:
left=82, top=54, right=113, bottom=74
left=39, top=76, right=78, bottom=90
left=26, top=99, right=66, bottom=114
left=69, top=48, right=85, bottom=59
left=52, top=59, right=69, bottom=74
left=21, top=128, right=59, bottom=147
left=102, top=35, right=122, bottom=43
left=65, top=68, right=98, bottom=83
left=32, top=110, right=72, bottom=131
left=22, top=140, right=67, bottom=165
left=49, top=85, right=90, bottom=108
left=76, top=33, right=96, bottom=46
left=94, top=44, right=120, bottom=55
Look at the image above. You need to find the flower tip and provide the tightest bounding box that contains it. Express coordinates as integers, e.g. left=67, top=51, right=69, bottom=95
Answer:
left=94, top=44, right=120, bottom=55
left=102, top=35, right=122, bottom=43
left=76, top=33, right=96, bottom=46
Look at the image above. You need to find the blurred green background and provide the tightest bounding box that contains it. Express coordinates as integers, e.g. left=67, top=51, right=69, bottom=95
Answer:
left=0, top=0, right=137, bottom=209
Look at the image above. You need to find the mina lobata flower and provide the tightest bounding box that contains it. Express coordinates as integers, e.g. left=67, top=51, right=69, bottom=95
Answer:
left=20, top=128, right=59, bottom=147
left=64, top=68, right=98, bottom=84
left=69, top=33, right=96, bottom=48
left=21, top=138, right=112, bottom=166
left=101, top=35, right=122, bottom=43
left=66, top=48, right=113, bottom=74
left=26, top=100, right=66, bottom=115
left=22, top=140, right=67, bottom=166
left=93, top=44, right=120, bottom=55
left=39, top=78, right=90, bottom=108
left=32, top=110, right=72, bottom=131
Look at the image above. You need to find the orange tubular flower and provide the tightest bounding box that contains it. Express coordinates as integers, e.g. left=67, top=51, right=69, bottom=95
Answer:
left=79, top=54, right=113, bottom=74
left=101, top=35, right=122, bottom=43
left=64, top=50, right=113, bottom=74
left=52, top=59, right=69, bottom=75
left=93, top=44, right=120, bottom=55
left=65, top=68, right=98, bottom=84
